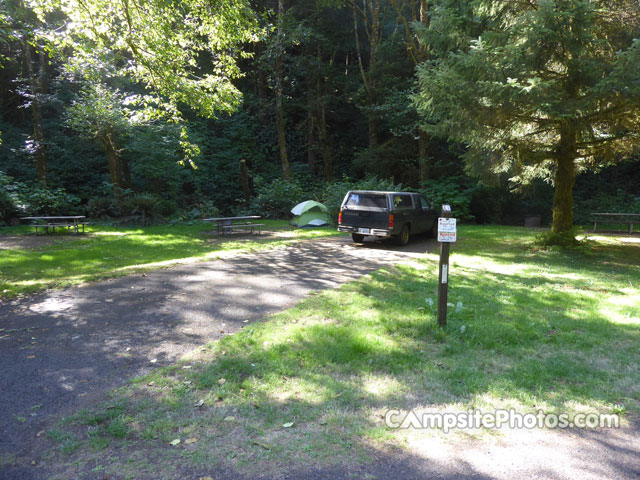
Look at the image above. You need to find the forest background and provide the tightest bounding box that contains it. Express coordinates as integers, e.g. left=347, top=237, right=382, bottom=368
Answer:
left=1, top=0, right=638, bottom=231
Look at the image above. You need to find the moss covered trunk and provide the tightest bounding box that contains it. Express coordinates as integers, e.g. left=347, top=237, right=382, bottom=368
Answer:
left=552, top=123, right=577, bottom=234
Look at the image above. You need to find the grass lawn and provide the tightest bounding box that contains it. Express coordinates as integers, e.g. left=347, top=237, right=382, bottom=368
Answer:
left=41, top=226, right=640, bottom=479
left=0, top=220, right=341, bottom=299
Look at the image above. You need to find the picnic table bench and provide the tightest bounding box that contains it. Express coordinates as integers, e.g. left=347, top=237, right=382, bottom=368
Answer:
left=21, top=216, right=88, bottom=235
left=203, top=216, right=264, bottom=235
left=591, top=212, right=640, bottom=234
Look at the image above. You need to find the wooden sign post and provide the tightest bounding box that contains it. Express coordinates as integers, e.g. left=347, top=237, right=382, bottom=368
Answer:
left=437, top=205, right=456, bottom=327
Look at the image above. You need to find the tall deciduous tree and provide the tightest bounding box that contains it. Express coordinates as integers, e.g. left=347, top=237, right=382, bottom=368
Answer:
left=66, top=83, right=193, bottom=201
left=415, top=0, right=640, bottom=236
left=274, top=0, right=291, bottom=179
left=30, top=0, right=258, bottom=118
left=352, top=0, right=384, bottom=149
left=389, top=0, right=431, bottom=180
left=4, top=0, right=50, bottom=183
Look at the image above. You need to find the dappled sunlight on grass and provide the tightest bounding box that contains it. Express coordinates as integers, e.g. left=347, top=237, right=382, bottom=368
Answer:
left=42, top=226, right=640, bottom=478
left=0, top=221, right=342, bottom=298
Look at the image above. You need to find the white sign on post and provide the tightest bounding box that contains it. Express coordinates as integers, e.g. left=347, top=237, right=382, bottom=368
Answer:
left=437, top=217, right=457, bottom=242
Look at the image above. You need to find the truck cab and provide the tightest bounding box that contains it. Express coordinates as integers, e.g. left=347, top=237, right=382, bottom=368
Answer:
left=337, top=191, right=437, bottom=245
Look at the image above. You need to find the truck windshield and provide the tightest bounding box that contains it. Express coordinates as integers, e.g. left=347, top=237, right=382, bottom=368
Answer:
left=345, top=193, right=387, bottom=208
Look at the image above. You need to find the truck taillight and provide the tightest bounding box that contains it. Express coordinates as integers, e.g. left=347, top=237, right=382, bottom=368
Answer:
left=338, top=210, right=342, bottom=224
left=389, top=214, right=394, bottom=229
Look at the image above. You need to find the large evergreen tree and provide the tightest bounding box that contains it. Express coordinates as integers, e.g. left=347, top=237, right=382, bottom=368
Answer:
left=415, top=0, right=640, bottom=236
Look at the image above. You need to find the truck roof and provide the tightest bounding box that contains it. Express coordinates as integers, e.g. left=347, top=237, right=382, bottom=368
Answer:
left=346, top=190, right=415, bottom=195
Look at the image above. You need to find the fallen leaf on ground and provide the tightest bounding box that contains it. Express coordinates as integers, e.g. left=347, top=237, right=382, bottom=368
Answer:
left=185, top=437, right=198, bottom=444
left=169, top=439, right=181, bottom=446
left=253, top=441, right=272, bottom=450
left=27, top=355, right=36, bottom=359
left=194, top=399, right=205, bottom=407
left=218, top=378, right=226, bottom=385
left=36, top=430, right=45, bottom=437
left=282, top=422, right=295, bottom=428
left=223, top=416, right=235, bottom=422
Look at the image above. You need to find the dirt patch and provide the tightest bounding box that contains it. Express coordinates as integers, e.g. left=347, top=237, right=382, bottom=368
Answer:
left=203, top=229, right=301, bottom=244
left=0, top=234, right=89, bottom=251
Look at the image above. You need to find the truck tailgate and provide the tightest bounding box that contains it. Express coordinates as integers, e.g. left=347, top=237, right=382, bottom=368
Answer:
left=341, top=209, right=388, bottom=229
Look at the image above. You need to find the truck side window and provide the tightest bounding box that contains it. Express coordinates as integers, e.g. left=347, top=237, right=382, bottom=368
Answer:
left=420, top=196, right=429, bottom=210
left=393, top=195, right=413, bottom=209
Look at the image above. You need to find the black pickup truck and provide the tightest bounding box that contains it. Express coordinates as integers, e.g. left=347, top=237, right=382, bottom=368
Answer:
left=337, top=190, right=437, bottom=245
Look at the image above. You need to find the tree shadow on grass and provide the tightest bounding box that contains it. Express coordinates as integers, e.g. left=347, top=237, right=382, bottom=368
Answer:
left=5, top=233, right=639, bottom=479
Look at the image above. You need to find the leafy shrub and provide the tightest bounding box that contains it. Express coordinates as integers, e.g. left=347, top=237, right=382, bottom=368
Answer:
left=120, top=193, right=164, bottom=225
left=0, top=188, right=20, bottom=223
left=2, top=171, right=82, bottom=217
left=172, top=200, right=220, bottom=222
left=251, top=178, right=305, bottom=218
left=574, top=189, right=640, bottom=225
left=22, top=187, right=81, bottom=215
left=86, top=196, right=121, bottom=218
left=0, top=171, right=22, bottom=223
left=417, top=176, right=477, bottom=221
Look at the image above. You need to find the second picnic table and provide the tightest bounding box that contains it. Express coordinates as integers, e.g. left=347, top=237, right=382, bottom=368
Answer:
left=591, top=212, right=640, bottom=234
left=203, top=216, right=264, bottom=235
left=21, top=216, right=88, bottom=234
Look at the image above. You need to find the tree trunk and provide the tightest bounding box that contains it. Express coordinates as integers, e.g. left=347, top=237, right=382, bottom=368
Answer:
left=121, top=156, right=132, bottom=189
left=275, top=0, right=290, bottom=180
left=23, top=43, right=47, bottom=185
left=418, top=131, right=430, bottom=182
left=367, top=0, right=380, bottom=149
left=307, top=83, right=318, bottom=173
left=552, top=123, right=577, bottom=234
left=318, top=101, right=332, bottom=180
left=353, top=1, right=381, bottom=150
left=239, top=159, right=251, bottom=205
left=103, top=133, right=124, bottom=201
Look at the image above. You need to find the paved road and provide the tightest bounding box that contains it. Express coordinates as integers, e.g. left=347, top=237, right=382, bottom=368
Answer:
left=0, top=235, right=433, bottom=476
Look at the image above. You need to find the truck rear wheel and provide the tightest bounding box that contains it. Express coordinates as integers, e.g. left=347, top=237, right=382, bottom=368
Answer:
left=351, top=233, right=365, bottom=243
left=395, top=224, right=410, bottom=245
left=428, top=220, right=437, bottom=238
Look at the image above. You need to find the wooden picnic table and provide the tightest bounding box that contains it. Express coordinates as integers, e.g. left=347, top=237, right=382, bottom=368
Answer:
left=21, top=216, right=88, bottom=235
left=591, top=212, right=640, bottom=234
left=202, top=215, right=264, bottom=235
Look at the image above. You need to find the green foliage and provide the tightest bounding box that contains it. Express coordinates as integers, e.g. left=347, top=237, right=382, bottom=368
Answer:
left=119, top=193, right=165, bottom=226
left=1, top=171, right=81, bottom=216
left=31, top=0, right=258, bottom=118
left=86, top=196, right=121, bottom=219
left=0, top=171, right=21, bottom=222
left=252, top=178, right=306, bottom=218
left=417, top=176, right=476, bottom=221
left=0, top=188, right=19, bottom=222
left=574, top=189, right=640, bottom=225
left=171, top=200, right=220, bottom=223
left=415, top=0, right=640, bottom=233
left=21, top=186, right=82, bottom=216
